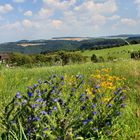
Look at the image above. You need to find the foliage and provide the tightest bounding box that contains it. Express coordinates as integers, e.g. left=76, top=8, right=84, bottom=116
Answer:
left=1, top=69, right=126, bottom=139
left=131, top=50, right=140, bottom=59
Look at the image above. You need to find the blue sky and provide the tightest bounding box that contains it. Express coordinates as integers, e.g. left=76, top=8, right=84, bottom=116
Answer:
left=0, top=0, right=140, bottom=42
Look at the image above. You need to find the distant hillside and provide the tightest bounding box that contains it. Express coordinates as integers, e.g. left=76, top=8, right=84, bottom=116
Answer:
left=0, top=34, right=140, bottom=54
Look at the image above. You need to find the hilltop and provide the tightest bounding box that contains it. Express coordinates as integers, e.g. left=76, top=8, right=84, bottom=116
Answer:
left=0, top=34, right=140, bottom=54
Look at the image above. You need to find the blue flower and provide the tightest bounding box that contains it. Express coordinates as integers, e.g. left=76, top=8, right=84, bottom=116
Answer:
left=40, top=111, right=47, bottom=115
left=82, top=119, right=91, bottom=125
left=108, top=103, right=112, bottom=107
left=95, top=85, right=100, bottom=89
left=60, top=76, right=64, bottom=81
left=34, top=84, right=38, bottom=88
left=52, top=98, right=57, bottom=102
left=27, top=91, right=33, bottom=97
left=15, top=92, right=21, bottom=99
left=47, top=110, right=52, bottom=115
left=92, top=111, right=97, bottom=115
left=38, top=79, right=42, bottom=84
left=36, top=98, right=43, bottom=102
left=121, top=104, right=125, bottom=108
left=21, top=100, right=27, bottom=106
left=80, top=98, right=85, bottom=102
left=81, top=106, right=85, bottom=110
left=31, top=104, right=38, bottom=109
left=43, top=127, right=48, bottom=131
left=92, top=104, right=96, bottom=109
left=53, top=106, right=57, bottom=110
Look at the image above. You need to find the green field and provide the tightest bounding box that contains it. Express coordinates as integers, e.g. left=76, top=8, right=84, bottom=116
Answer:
left=81, top=44, right=140, bottom=60
left=0, top=45, right=140, bottom=139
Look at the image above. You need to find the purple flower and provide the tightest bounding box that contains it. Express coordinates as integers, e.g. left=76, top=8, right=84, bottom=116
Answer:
left=82, top=119, right=91, bottom=125
left=36, top=98, right=43, bottom=102
left=31, top=104, right=38, bottom=109
left=43, top=127, right=48, bottom=131
left=21, top=100, right=27, bottom=106
left=61, top=82, right=64, bottom=85
left=34, top=84, right=38, bottom=88
left=121, top=104, right=125, bottom=108
left=27, top=91, right=33, bottom=97
left=81, top=106, right=85, bottom=110
left=80, top=98, right=85, bottom=102
left=95, top=85, right=100, bottom=89
left=80, top=93, right=84, bottom=98
left=47, top=110, right=52, bottom=115
left=92, top=104, right=96, bottom=109
left=120, top=96, right=125, bottom=101
left=40, top=111, right=47, bottom=115
left=92, top=111, right=97, bottom=115
left=15, top=92, right=21, bottom=99
left=108, top=103, right=112, bottom=107
left=53, top=106, right=57, bottom=110
left=60, top=76, right=64, bottom=81
left=38, top=79, right=42, bottom=84
left=52, top=98, right=57, bottom=102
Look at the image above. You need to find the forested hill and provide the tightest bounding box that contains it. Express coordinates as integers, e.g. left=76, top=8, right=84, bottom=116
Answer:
left=0, top=35, right=140, bottom=54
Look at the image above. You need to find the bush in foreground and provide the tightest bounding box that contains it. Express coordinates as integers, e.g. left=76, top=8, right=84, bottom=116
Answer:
left=1, top=69, right=126, bottom=140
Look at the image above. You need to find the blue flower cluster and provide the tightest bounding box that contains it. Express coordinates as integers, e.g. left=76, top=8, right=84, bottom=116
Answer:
left=2, top=74, right=126, bottom=139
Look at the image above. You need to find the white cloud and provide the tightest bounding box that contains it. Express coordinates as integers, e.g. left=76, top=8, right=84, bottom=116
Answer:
left=22, top=19, right=33, bottom=27
left=108, top=15, right=120, bottom=20
left=13, top=0, right=25, bottom=3
left=24, top=10, right=33, bottom=16
left=52, top=19, right=62, bottom=28
left=134, top=0, right=140, bottom=16
left=0, top=4, right=13, bottom=14
left=38, top=8, right=53, bottom=18
left=74, top=0, right=117, bottom=15
left=43, top=0, right=76, bottom=10
left=120, top=18, right=138, bottom=26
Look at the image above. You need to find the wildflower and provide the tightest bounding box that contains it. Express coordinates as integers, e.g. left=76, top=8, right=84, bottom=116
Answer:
left=82, top=119, right=91, bottom=125
left=121, top=104, right=125, bottom=108
left=38, top=79, right=42, bottom=84
left=52, top=98, right=57, bottom=102
left=15, top=92, right=21, bottom=99
left=40, top=111, right=47, bottom=115
left=60, top=76, right=64, bottom=81
left=92, top=111, right=97, bottom=115
left=92, top=104, right=96, bottom=109
left=36, top=98, right=43, bottom=102
left=31, top=104, right=38, bottom=109
left=80, top=98, right=85, bottom=102
left=43, top=127, right=48, bottom=131
left=47, top=110, right=52, bottom=115
left=27, top=91, right=33, bottom=97
left=95, top=85, right=100, bottom=89
left=53, top=106, right=57, bottom=110
left=21, top=100, right=27, bottom=106
left=108, top=103, right=112, bottom=107
left=33, top=84, right=38, bottom=88
left=81, top=106, right=85, bottom=110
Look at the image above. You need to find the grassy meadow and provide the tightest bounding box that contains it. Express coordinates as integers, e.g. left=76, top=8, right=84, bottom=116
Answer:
left=0, top=44, right=140, bottom=139
left=81, top=44, right=140, bottom=60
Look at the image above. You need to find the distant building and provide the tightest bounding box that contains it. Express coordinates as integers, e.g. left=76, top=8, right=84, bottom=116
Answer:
left=0, top=53, right=9, bottom=62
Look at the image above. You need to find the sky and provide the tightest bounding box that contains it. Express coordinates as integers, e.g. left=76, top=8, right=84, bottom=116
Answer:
left=0, top=0, right=140, bottom=42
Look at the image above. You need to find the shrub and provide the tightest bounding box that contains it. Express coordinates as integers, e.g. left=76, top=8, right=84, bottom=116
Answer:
left=91, top=54, right=98, bottom=63
left=1, top=70, right=126, bottom=140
